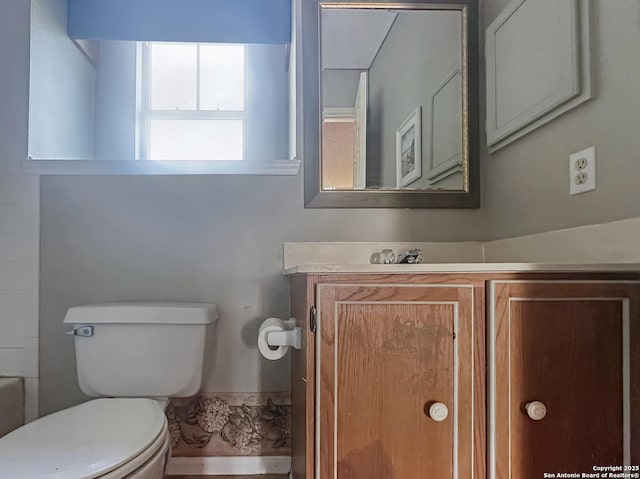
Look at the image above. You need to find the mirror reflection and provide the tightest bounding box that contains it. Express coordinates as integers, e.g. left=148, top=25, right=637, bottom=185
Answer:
left=320, top=7, right=465, bottom=191
left=28, top=0, right=289, bottom=162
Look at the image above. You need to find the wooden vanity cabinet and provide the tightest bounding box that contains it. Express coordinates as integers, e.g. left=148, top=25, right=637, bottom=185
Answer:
left=290, top=274, right=485, bottom=479
left=289, top=273, right=640, bottom=479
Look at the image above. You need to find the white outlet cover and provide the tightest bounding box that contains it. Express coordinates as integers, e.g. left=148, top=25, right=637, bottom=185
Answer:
left=569, top=146, right=596, bottom=195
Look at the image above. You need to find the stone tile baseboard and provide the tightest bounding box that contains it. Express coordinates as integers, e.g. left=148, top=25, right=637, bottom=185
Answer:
left=168, top=392, right=291, bottom=458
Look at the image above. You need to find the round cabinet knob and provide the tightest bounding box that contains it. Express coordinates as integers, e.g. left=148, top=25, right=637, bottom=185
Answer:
left=525, top=401, right=547, bottom=421
left=428, top=402, right=449, bottom=422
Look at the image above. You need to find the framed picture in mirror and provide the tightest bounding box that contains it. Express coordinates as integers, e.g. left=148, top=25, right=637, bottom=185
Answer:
left=396, top=107, right=422, bottom=188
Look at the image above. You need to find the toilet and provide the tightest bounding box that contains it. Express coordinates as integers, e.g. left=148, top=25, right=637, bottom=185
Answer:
left=0, top=302, right=218, bottom=479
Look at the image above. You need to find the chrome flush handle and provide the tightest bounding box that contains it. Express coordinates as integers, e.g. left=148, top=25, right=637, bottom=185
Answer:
left=64, top=326, right=94, bottom=337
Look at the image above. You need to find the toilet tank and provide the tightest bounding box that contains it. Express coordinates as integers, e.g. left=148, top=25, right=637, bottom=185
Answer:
left=64, top=303, right=218, bottom=398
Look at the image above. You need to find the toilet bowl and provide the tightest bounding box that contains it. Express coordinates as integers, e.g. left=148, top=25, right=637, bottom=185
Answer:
left=0, top=303, right=218, bottom=479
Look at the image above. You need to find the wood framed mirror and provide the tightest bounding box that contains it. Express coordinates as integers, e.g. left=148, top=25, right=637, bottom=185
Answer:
left=302, top=0, right=479, bottom=208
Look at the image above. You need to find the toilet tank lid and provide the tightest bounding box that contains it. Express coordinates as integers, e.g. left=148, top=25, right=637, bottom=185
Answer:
left=63, top=302, right=219, bottom=325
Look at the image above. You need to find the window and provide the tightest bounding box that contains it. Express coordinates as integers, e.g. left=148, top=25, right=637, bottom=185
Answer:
left=140, top=42, right=246, bottom=161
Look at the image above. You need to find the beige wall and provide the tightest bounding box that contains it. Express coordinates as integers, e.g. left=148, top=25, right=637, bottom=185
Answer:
left=39, top=175, right=485, bottom=414
left=481, top=0, right=640, bottom=240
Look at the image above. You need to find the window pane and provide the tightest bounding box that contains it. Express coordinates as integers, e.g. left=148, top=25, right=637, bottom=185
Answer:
left=150, top=44, right=197, bottom=110
left=199, top=44, right=245, bottom=111
left=148, top=120, right=243, bottom=160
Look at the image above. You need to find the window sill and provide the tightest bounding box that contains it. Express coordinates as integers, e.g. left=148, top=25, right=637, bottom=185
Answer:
left=22, top=159, right=301, bottom=176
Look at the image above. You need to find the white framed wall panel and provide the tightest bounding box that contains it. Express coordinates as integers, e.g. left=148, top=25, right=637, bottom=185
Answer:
left=486, top=0, right=593, bottom=151
left=427, top=68, right=463, bottom=185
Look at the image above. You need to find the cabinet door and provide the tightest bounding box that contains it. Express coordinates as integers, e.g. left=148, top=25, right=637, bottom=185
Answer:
left=489, top=281, right=640, bottom=478
left=316, top=283, right=482, bottom=479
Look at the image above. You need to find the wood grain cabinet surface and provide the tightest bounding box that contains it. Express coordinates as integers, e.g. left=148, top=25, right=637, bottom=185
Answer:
left=289, top=273, right=639, bottom=479
left=489, top=281, right=640, bottom=479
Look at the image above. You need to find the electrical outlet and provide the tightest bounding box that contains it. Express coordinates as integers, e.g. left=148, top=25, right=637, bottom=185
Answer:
left=575, top=172, right=588, bottom=185
left=574, top=157, right=588, bottom=170
left=569, top=146, right=596, bottom=195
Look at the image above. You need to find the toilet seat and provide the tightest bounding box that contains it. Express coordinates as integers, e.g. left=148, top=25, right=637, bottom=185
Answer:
left=0, top=398, right=167, bottom=479
left=98, top=424, right=169, bottom=479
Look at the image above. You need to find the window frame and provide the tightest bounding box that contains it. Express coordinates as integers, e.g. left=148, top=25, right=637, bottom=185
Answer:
left=138, top=41, right=247, bottom=161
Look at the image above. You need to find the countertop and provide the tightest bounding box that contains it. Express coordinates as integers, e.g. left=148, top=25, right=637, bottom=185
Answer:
left=283, top=262, right=640, bottom=275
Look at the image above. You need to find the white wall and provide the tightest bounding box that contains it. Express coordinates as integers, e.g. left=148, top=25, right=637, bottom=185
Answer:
left=0, top=0, right=40, bottom=423
left=94, top=41, right=138, bottom=160
left=29, top=0, right=96, bottom=160
left=482, top=0, right=640, bottom=239
left=322, top=70, right=363, bottom=108
left=245, top=44, right=291, bottom=162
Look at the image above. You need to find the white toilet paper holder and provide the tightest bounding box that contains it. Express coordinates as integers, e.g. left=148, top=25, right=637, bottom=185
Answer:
left=266, top=318, right=302, bottom=350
